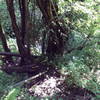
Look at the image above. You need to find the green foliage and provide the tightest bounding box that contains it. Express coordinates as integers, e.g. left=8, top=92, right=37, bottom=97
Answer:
left=0, top=0, right=12, bottom=37
left=0, top=71, right=27, bottom=100
left=4, top=88, right=20, bottom=100
left=58, top=52, right=100, bottom=98
left=56, top=0, right=100, bottom=98
left=0, top=0, right=100, bottom=99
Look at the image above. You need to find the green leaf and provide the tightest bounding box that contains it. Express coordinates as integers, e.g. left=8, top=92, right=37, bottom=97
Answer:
left=4, top=88, right=20, bottom=100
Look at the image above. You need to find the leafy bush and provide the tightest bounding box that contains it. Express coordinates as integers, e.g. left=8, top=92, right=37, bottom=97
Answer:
left=56, top=0, right=100, bottom=98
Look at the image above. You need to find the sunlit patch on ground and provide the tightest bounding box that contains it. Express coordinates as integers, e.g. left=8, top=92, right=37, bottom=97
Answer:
left=29, top=76, right=65, bottom=98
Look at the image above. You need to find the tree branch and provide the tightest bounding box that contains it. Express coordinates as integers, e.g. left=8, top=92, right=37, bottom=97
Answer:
left=0, top=52, right=21, bottom=57
left=0, top=52, right=40, bottom=58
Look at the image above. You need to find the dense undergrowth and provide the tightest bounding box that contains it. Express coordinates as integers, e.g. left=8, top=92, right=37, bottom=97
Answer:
left=0, top=0, right=100, bottom=100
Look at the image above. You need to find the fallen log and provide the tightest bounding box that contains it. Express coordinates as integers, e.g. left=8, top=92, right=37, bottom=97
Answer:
left=0, top=52, right=41, bottom=58
left=8, top=71, right=48, bottom=89
left=0, top=52, right=21, bottom=57
left=1, top=63, right=47, bottom=74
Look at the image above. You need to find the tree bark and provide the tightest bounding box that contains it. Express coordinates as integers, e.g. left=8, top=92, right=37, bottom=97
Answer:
left=19, top=0, right=30, bottom=64
left=1, top=63, right=49, bottom=74
left=6, top=0, right=32, bottom=65
left=0, top=52, right=21, bottom=57
left=36, top=0, right=68, bottom=60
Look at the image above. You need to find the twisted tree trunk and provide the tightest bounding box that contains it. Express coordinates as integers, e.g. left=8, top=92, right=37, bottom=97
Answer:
left=37, top=0, right=68, bottom=60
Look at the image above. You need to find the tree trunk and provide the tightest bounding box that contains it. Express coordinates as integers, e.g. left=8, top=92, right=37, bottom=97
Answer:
left=37, top=0, right=68, bottom=60
left=6, top=0, right=32, bottom=65
left=18, top=0, right=31, bottom=64
left=0, top=23, right=13, bottom=64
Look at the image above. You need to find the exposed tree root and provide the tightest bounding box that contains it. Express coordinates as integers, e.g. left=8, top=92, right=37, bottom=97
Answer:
left=0, top=63, right=48, bottom=74
left=0, top=62, right=96, bottom=99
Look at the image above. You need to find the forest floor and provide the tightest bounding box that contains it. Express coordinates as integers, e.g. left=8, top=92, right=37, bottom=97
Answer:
left=0, top=63, right=98, bottom=100
left=24, top=68, right=96, bottom=100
